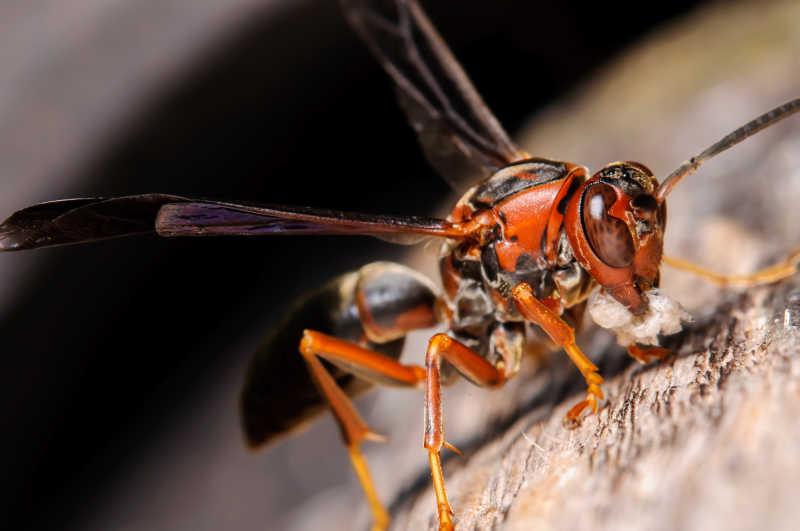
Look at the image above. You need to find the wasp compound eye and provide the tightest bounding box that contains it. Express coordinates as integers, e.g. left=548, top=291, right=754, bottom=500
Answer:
left=582, top=183, right=635, bottom=268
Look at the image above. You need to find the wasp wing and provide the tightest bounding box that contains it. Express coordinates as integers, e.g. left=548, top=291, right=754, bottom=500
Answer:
left=342, top=0, right=527, bottom=192
left=0, top=195, right=465, bottom=251
left=0, top=194, right=191, bottom=250
left=154, top=200, right=463, bottom=243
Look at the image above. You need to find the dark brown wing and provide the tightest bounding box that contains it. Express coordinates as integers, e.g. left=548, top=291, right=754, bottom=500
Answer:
left=154, top=201, right=463, bottom=242
left=0, top=194, right=189, bottom=250
left=342, top=0, right=527, bottom=192
left=0, top=195, right=466, bottom=251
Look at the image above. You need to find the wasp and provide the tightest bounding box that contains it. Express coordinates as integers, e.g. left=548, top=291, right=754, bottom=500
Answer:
left=1, top=1, right=798, bottom=530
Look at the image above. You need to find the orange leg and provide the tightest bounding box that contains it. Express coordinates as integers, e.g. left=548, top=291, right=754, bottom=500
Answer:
left=512, top=282, right=604, bottom=425
left=663, top=249, right=800, bottom=287
left=423, top=333, right=505, bottom=531
left=299, top=330, right=426, bottom=531
left=627, top=344, right=672, bottom=364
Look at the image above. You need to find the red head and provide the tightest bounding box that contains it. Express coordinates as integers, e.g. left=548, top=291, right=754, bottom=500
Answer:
left=564, top=161, right=666, bottom=315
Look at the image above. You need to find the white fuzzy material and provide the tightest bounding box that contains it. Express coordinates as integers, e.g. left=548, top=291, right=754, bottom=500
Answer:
left=587, top=289, right=692, bottom=346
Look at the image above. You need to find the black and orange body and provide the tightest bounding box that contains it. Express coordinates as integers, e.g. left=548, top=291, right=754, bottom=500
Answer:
left=436, top=158, right=669, bottom=376
left=438, top=159, right=593, bottom=379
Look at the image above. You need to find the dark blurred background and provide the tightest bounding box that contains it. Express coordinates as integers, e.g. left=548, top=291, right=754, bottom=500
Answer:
left=0, top=1, right=708, bottom=529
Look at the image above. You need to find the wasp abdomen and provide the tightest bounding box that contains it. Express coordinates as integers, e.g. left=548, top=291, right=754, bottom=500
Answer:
left=354, top=262, right=441, bottom=344
left=241, top=262, right=439, bottom=448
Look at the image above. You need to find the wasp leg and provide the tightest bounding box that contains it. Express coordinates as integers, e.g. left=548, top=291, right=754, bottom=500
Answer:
left=512, top=282, right=604, bottom=425
left=299, top=330, right=426, bottom=531
left=423, top=333, right=505, bottom=531
left=663, top=250, right=800, bottom=287
left=626, top=344, right=672, bottom=364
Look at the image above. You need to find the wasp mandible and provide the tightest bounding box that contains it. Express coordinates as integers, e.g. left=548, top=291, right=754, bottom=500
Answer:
left=1, top=1, right=798, bottom=530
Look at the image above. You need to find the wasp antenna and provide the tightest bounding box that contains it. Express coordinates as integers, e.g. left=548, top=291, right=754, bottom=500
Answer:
left=655, top=97, right=800, bottom=202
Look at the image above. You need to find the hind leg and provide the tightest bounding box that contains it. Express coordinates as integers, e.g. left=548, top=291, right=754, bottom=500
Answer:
left=299, top=330, right=427, bottom=530
left=421, top=332, right=509, bottom=531
left=297, top=262, right=441, bottom=530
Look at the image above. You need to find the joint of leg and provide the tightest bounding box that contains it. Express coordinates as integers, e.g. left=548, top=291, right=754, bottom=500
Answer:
left=585, top=372, right=604, bottom=386
left=492, top=361, right=507, bottom=389
left=299, top=329, right=314, bottom=356
left=438, top=503, right=455, bottom=516
left=424, top=440, right=440, bottom=453
left=426, top=333, right=451, bottom=367
left=512, top=282, right=532, bottom=299
left=587, top=383, right=604, bottom=400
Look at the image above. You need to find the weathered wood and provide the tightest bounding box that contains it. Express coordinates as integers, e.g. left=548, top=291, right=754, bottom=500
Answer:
left=392, top=279, right=800, bottom=530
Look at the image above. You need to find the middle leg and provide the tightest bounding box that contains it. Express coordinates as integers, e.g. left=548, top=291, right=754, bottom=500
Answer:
left=423, top=333, right=507, bottom=531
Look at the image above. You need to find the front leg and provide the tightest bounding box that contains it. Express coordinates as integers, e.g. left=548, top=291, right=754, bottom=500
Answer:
left=627, top=344, right=672, bottom=364
left=423, top=333, right=506, bottom=531
left=512, top=282, right=604, bottom=424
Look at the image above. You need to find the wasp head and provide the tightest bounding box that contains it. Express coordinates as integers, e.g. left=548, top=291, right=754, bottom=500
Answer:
left=565, top=161, right=667, bottom=315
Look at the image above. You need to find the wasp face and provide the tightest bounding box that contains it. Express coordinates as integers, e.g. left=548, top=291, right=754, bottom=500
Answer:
left=565, top=161, right=667, bottom=315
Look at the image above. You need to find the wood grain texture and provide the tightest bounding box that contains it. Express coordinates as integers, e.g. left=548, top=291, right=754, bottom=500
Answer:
left=392, top=280, right=800, bottom=530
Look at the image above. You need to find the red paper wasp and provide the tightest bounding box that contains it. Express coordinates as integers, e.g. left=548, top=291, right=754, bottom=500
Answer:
left=1, top=1, right=798, bottom=530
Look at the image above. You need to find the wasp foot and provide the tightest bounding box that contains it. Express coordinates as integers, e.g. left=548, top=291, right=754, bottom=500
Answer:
left=564, top=373, right=604, bottom=427
left=627, top=344, right=672, bottom=364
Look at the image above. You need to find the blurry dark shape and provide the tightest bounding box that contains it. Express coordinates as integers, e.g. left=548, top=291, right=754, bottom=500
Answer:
left=342, top=0, right=526, bottom=192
